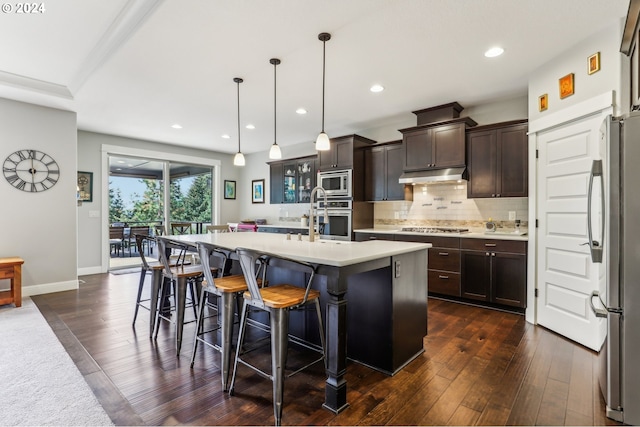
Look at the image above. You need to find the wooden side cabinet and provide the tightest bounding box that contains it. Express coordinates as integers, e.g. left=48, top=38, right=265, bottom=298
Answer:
left=0, top=257, right=24, bottom=307
left=467, top=120, right=528, bottom=198
left=460, top=239, right=527, bottom=308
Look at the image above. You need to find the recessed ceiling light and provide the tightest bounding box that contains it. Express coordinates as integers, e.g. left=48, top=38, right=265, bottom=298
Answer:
left=221, top=134, right=230, bottom=139
left=370, top=84, right=384, bottom=93
left=296, top=108, right=307, bottom=115
left=171, top=124, right=182, bottom=129
left=484, top=47, right=504, bottom=58
left=246, top=124, right=255, bottom=129
left=117, top=160, right=125, bottom=164
left=116, top=168, right=122, bottom=171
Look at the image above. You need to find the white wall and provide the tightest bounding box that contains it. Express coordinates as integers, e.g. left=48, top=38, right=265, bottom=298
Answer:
left=0, top=98, right=78, bottom=296
left=77, top=131, right=239, bottom=273
left=528, top=21, right=625, bottom=120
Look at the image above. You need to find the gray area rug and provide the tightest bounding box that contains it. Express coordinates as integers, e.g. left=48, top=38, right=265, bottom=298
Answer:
left=0, top=298, right=113, bottom=426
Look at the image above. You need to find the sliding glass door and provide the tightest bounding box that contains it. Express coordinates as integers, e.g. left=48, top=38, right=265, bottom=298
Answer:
left=107, top=155, right=214, bottom=268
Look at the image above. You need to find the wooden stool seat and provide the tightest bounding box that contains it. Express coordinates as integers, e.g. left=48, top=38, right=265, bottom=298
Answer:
left=204, top=274, right=248, bottom=293
left=245, top=284, right=321, bottom=309
left=0, top=257, right=24, bottom=307
left=169, top=264, right=208, bottom=278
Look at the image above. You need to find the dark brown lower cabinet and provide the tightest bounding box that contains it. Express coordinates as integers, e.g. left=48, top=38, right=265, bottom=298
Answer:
left=460, top=239, right=526, bottom=308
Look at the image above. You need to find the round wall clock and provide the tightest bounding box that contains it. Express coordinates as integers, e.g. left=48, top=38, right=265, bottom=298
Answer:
left=3, top=149, right=60, bottom=192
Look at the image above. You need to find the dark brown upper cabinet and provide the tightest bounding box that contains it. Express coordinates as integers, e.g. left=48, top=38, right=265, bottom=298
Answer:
left=467, top=120, right=528, bottom=199
left=364, top=142, right=412, bottom=201
left=399, top=117, right=477, bottom=172
left=317, top=134, right=376, bottom=171
left=268, top=155, right=317, bottom=204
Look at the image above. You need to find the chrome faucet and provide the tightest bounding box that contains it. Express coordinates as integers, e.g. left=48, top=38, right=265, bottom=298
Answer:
left=309, top=186, right=329, bottom=242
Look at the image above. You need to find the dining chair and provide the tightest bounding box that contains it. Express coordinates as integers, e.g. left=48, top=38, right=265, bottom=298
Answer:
left=229, top=248, right=326, bottom=426
left=190, top=241, right=249, bottom=391
left=171, top=222, right=192, bottom=235
left=109, top=226, right=125, bottom=257
left=127, top=225, right=151, bottom=256
left=206, top=224, right=230, bottom=233
left=154, top=237, right=205, bottom=356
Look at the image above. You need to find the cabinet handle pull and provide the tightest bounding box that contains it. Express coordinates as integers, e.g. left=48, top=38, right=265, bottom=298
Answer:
left=438, top=252, right=449, bottom=256
left=497, top=194, right=501, bottom=197
left=484, top=243, right=496, bottom=247
left=438, top=275, right=449, bottom=279
left=486, top=252, right=490, bottom=256
left=492, top=253, right=496, bottom=256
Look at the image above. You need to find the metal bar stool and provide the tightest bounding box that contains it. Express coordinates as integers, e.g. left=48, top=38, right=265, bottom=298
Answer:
left=154, top=237, right=206, bottom=356
left=132, top=234, right=165, bottom=336
left=190, top=241, right=250, bottom=391
left=229, top=248, right=326, bottom=426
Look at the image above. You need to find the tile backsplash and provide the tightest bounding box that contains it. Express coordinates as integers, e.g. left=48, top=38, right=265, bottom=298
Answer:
left=374, top=182, right=528, bottom=231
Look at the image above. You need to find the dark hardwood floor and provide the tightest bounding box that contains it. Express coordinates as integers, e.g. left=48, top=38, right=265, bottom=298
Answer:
left=31, top=271, right=619, bottom=426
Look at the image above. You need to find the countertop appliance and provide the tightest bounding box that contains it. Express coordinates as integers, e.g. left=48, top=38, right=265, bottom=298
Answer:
left=588, top=113, right=640, bottom=425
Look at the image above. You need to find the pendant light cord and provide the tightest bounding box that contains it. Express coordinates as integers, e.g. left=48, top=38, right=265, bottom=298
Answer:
left=236, top=79, right=241, bottom=153
left=321, top=38, right=326, bottom=133
left=274, top=60, right=277, bottom=144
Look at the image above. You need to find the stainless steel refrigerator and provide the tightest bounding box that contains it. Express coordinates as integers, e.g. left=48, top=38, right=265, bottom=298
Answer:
left=588, top=113, right=640, bottom=424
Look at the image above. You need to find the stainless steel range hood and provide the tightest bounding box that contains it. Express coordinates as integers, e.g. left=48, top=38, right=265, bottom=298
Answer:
left=398, top=167, right=467, bottom=184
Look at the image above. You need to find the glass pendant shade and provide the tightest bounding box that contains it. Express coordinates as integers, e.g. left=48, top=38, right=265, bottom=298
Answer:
left=233, top=151, right=245, bottom=166
left=315, top=132, right=330, bottom=151
left=269, top=143, right=282, bottom=159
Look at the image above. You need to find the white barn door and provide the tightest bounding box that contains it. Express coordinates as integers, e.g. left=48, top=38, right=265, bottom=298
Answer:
left=536, top=111, right=606, bottom=351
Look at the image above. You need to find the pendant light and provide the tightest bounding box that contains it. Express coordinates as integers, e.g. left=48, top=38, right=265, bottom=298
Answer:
left=233, top=77, right=245, bottom=166
left=315, top=32, right=331, bottom=151
left=269, top=58, right=282, bottom=159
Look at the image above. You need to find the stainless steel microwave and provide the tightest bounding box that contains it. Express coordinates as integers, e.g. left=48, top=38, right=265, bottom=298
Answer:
left=317, top=169, right=352, bottom=197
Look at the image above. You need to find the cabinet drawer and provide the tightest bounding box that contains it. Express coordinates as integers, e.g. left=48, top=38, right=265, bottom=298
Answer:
left=0, top=268, right=14, bottom=279
left=460, top=238, right=526, bottom=254
left=428, top=248, right=460, bottom=272
left=354, top=232, right=394, bottom=242
left=395, top=234, right=460, bottom=249
left=428, top=270, right=460, bottom=297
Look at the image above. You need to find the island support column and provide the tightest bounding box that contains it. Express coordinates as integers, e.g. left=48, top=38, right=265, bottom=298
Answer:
left=322, top=273, right=349, bottom=413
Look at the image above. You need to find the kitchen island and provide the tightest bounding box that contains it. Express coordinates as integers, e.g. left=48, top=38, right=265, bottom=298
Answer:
left=170, top=232, right=430, bottom=413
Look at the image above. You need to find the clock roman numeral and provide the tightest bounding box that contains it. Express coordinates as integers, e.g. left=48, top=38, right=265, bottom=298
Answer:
left=15, top=180, right=26, bottom=191
left=3, top=166, right=16, bottom=173
left=45, top=176, right=58, bottom=185
left=17, top=151, right=27, bottom=161
left=5, top=174, right=19, bottom=184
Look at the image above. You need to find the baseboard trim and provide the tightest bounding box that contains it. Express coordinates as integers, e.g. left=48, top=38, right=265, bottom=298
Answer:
left=78, top=266, right=103, bottom=276
left=22, top=280, right=79, bottom=297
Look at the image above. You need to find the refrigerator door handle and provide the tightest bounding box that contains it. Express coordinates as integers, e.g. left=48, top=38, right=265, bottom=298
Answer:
left=589, top=291, right=623, bottom=317
left=586, top=160, right=604, bottom=263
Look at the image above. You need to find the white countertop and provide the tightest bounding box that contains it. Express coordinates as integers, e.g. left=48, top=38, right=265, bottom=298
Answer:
left=354, top=228, right=529, bottom=241
left=170, top=232, right=431, bottom=267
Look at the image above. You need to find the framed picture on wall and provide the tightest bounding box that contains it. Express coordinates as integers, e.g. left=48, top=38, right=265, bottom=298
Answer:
left=559, top=73, right=575, bottom=99
left=588, top=52, right=601, bottom=75
left=77, top=171, right=93, bottom=202
left=538, top=94, right=548, bottom=112
left=252, top=179, right=264, bottom=203
left=224, top=180, right=236, bottom=199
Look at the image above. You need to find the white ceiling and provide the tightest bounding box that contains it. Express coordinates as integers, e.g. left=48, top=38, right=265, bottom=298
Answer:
left=0, top=0, right=630, bottom=156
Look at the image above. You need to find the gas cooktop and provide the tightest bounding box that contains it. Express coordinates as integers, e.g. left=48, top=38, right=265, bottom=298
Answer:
left=400, top=226, right=469, bottom=234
